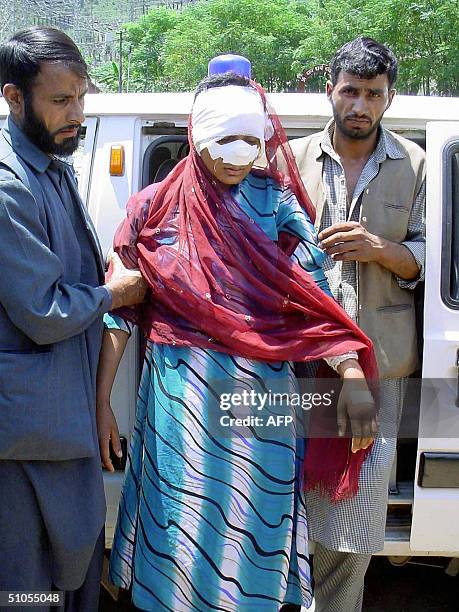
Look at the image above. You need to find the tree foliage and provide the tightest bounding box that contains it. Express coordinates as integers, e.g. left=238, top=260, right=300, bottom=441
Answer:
left=161, top=0, right=309, bottom=91
left=123, top=7, right=180, bottom=92
left=293, top=0, right=459, bottom=95
left=91, top=61, right=120, bottom=91
left=93, top=0, right=458, bottom=95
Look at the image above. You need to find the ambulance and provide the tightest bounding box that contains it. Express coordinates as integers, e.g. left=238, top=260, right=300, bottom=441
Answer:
left=1, top=92, right=458, bottom=566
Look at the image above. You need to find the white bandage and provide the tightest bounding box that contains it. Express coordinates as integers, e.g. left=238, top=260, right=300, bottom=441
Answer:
left=191, top=85, right=268, bottom=158
left=206, top=139, right=260, bottom=165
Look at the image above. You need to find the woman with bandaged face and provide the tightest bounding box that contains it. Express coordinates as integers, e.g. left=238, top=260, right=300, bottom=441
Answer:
left=97, top=70, right=378, bottom=611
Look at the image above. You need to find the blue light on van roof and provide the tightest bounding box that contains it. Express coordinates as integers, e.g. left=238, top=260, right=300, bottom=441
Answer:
left=208, top=54, right=251, bottom=79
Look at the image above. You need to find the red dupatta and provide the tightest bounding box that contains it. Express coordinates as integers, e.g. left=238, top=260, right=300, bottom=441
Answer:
left=113, top=81, right=378, bottom=501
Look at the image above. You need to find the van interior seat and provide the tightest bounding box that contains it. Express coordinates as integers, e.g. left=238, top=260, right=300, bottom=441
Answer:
left=154, top=158, right=180, bottom=182
left=149, top=146, right=172, bottom=183
left=178, top=142, right=190, bottom=158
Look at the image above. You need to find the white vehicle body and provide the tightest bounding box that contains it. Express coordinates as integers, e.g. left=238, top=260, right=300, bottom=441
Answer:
left=1, top=92, right=459, bottom=558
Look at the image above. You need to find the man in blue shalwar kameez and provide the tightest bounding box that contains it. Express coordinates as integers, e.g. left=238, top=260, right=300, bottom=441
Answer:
left=0, top=26, right=146, bottom=611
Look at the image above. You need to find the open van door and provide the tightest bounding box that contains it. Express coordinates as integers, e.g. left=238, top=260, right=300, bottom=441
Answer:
left=411, top=122, right=459, bottom=553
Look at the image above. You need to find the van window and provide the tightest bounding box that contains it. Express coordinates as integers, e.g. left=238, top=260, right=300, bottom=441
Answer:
left=451, top=148, right=459, bottom=301
left=442, top=142, right=459, bottom=307
left=142, top=136, right=189, bottom=188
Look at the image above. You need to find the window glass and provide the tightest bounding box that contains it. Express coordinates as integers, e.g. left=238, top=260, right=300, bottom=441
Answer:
left=450, top=150, right=459, bottom=301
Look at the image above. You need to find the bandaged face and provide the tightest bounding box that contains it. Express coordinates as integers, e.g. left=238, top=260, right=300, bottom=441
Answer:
left=207, top=136, right=260, bottom=167
left=200, top=134, right=261, bottom=185
left=192, top=85, right=268, bottom=186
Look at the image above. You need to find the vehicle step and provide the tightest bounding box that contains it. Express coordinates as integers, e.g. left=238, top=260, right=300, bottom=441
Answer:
left=388, top=480, right=414, bottom=505
left=385, top=516, right=411, bottom=530
left=384, top=527, right=411, bottom=542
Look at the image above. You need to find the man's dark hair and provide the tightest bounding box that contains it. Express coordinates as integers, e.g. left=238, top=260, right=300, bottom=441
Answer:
left=194, top=72, right=253, bottom=99
left=0, top=26, right=88, bottom=96
left=330, top=37, right=398, bottom=88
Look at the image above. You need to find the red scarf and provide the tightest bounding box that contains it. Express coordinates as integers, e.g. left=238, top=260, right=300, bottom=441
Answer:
left=113, top=82, right=378, bottom=501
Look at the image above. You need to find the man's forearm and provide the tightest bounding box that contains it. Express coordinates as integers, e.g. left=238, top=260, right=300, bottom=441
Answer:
left=376, top=238, right=420, bottom=280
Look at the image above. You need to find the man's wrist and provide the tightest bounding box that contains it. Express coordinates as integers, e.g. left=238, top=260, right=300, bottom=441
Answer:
left=375, top=238, right=420, bottom=279
left=102, top=284, right=114, bottom=310
left=337, top=358, right=363, bottom=377
left=370, top=234, right=390, bottom=265
left=104, top=282, right=122, bottom=310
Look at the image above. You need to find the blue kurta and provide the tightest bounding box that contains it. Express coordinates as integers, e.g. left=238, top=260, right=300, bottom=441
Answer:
left=107, top=174, right=331, bottom=611
left=0, top=117, right=109, bottom=592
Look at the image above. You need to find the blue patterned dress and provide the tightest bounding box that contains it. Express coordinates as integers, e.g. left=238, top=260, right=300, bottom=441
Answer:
left=107, top=173, right=331, bottom=611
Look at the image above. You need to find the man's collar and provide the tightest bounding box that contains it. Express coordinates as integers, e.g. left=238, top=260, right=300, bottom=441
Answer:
left=2, top=115, right=52, bottom=173
left=319, top=119, right=406, bottom=162
left=379, top=127, right=406, bottom=160
left=318, top=120, right=337, bottom=160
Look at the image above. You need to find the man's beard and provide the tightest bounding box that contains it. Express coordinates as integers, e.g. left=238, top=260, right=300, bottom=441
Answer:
left=22, top=98, right=82, bottom=156
left=332, top=104, right=382, bottom=141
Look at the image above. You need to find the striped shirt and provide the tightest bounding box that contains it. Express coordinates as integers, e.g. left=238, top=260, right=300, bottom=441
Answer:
left=319, top=120, right=425, bottom=321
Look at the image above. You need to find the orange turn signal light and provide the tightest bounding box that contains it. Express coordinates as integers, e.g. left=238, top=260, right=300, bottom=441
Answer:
left=110, top=145, right=124, bottom=176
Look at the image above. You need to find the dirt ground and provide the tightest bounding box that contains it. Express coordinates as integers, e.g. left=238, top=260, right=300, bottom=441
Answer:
left=362, top=557, right=458, bottom=612
left=99, top=555, right=459, bottom=612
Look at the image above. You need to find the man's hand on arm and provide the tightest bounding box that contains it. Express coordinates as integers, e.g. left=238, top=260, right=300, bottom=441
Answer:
left=105, top=252, right=148, bottom=309
left=319, top=221, right=420, bottom=280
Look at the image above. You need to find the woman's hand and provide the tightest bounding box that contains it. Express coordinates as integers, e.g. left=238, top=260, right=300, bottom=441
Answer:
left=336, top=359, right=378, bottom=453
left=96, top=328, right=130, bottom=471
left=96, top=399, right=122, bottom=472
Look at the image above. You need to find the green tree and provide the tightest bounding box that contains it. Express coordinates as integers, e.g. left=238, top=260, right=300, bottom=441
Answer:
left=91, top=0, right=459, bottom=95
left=380, top=0, right=459, bottom=95
left=163, top=0, right=310, bottom=91
left=91, top=61, right=120, bottom=92
left=123, top=7, right=180, bottom=92
left=293, top=0, right=459, bottom=95
left=124, top=0, right=310, bottom=92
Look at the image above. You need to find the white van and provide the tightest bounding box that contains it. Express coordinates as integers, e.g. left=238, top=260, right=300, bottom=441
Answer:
left=1, top=92, right=459, bottom=563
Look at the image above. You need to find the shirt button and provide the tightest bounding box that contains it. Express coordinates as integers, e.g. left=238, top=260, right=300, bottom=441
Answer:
left=245, top=315, right=251, bottom=322
left=205, top=293, right=211, bottom=299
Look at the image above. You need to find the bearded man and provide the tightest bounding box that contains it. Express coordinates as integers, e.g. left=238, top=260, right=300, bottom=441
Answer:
left=0, top=27, right=146, bottom=610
